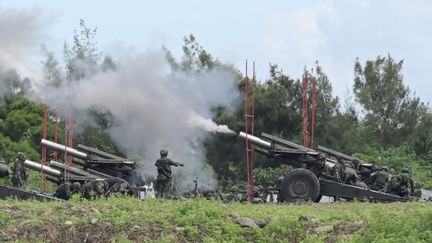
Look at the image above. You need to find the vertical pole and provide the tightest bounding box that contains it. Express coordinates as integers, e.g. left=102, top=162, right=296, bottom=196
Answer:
left=302, top=74, right=309, bottom=148
left=64, top=117, right=69, bottom=183
left=244, top=60, right=252, bottom=202
left=311, top=81, right=317, bottom=148
left=53, top=115, right=58, bottom=161
left=40, top=102, right=48, bottom=192
left=250, top=61, right=256, bottom=196
left=67, top=113, right=74, bottom=168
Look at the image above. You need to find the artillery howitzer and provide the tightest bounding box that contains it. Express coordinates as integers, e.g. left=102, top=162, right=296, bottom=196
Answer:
left=21, top=139, right=136, bottom=185
left=239, top=132, right=409, bottom=202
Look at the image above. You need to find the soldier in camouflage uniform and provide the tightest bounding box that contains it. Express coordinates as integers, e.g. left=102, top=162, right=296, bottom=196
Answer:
left=353, top=175, right=369, bottom=190
left=155, top=149, right=184, bottom=198
left=369, top=166, right=390, bottom=192
left=104, top=177, right=133, bottom=196
left=398, top=168, right=413, bottom=197
left=53, top=182, right=81, bottom=200
left=330, top=159, right=346, bottom=183
left=81, top=179, right=108, bottom=200
left=252, top=186, right=264, bottom=203
left=413, top=182, right=422, bottom=198
left=11, top=152, right=28, bottom=188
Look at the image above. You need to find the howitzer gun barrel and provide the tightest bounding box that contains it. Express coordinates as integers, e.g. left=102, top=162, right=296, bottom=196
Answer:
left=239, top=132, right=272, bottom=148
left=41, top=139, right=88, bottom=159
left=23, top=159, right=62, bottom=177
left=49, top=161, right=99, bottom=179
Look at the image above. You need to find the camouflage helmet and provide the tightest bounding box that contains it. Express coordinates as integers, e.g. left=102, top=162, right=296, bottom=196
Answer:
left=72, top=182, right=81, bottom=191
left=401, top=168, right=410, bottom=174
left=17, top=152, right=26, bottom=161
left=230, top=185, right=239, bottom=193
left=380, top=166, right=389, bottom=172
left=160, top=149, right=168, bottom=156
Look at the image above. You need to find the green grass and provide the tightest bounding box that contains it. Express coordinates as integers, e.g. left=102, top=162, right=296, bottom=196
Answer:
left=0, top=197, right=431, bottom=242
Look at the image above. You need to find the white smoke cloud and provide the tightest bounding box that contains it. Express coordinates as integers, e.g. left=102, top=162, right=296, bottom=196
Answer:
left=42, top=49, right=240, bottom=189
left=0, top=5, right=47, bottom=80
left=0, top=5, right=240, bottom=190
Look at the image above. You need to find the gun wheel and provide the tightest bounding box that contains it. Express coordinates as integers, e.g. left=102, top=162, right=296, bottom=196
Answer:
left=281, top=168, right=320, bottom=202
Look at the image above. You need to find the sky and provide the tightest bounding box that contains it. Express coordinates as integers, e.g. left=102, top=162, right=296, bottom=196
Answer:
left=1, top=0, right=432, bottom=105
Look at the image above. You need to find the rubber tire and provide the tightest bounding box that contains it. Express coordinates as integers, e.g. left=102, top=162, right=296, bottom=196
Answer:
left=280, top=168, right=320, bottom=202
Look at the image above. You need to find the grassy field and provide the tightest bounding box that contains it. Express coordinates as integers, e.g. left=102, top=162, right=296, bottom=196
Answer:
left=0, top=197, right=431, bottom=242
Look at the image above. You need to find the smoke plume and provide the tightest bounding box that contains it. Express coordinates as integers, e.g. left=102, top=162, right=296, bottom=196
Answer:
left=0, top=6, right=239, bottom=190
left=0, top=6, right=46, bottom=81
left=43, top=50, right=239, bottom=189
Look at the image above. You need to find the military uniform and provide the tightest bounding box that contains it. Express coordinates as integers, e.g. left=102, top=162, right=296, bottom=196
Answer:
left=413, top=183, right=422, bottom=198
left=11, top=152, right=27, bottom=188
left=81, top=179, right=108, bottom=200
left=155, top=149, right=183, bottom=198
left=105, top=177, right=131, bottom=196
left=351, top=174, right=369, bottom=190
left=54, top=182, right=81, bottom=200
left=332, top=160, right=346, bottom=183
left=369, top=166, right=389, bottom=192
left=398, top=169, right=412, bottom=197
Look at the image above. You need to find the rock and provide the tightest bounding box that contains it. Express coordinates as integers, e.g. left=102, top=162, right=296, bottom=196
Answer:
left=334, top=220, right=364, bottom=235
left=298, top=216, right=320, bottom=226
left=316, top=225, right=333, bottom=233
left=252, top=198, right=263, bottom=204
left=91, top=207, right=101, bottom=214
left=235, top=217, right=258, bottom=228
left=255, top=219, right=269, bottom=228
left=90, top=218, right=98, bottom=225
left=64, top=220, right=73, bottom=226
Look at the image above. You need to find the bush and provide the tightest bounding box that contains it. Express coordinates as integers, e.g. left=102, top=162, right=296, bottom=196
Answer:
left=253, top=164, right=291, bottom=187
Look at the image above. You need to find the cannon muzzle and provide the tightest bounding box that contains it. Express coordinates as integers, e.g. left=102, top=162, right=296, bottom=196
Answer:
left=41, top=139, right=88, bottom=159
left=239, top=132, right=272, bottom=148
left=24, top=159, right=62, bottom=177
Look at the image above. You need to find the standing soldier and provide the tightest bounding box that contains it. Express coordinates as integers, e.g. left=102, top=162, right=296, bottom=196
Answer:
left=11, top=152, right=28, bottom=188
left=155, top=149, right=184, bottom=198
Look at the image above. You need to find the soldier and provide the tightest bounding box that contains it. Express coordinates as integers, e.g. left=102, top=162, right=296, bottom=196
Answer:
left=369, top=166, right=390, bottom=192
left=252, top=186, right=264, bottom=203
left=104, top=177, right=131, bottom=196
left=331, top=159, right=346, bottom=183
left=398, top=168, right=412, bottom=197
left=154, top=149, right=184, bottom=198
left=81, top=179, right=109, bottom=200
left=413, top=182, right=422, bottom=198
left=53, top=182, right=81, bottom=200
left=11, top=152, right=28, bottom=188
left=353, top=175, right=369, bottom=190
left=352, top=159, right=360, bottom=171
left=226, top=185, right=245, bottom=202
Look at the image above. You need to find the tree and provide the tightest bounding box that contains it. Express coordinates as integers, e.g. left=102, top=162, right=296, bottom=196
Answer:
left=181, top=34, right=218, bottom=71
left=304, top=62, right=341, bottom=150
left=414, top=112, right=432, bottom=156
left=0, top=68, right=32, bottom=102
left=41, top=48, right=64, bottom=88
left=64, top=19, right=101, bottom=82
left=353, top=55, right=426, bottom=147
